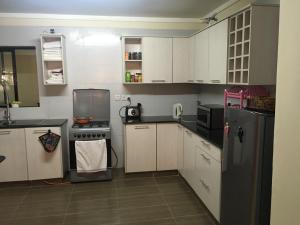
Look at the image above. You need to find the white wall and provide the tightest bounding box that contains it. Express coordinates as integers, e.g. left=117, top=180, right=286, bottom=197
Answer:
left=0, top=26, right=201, bottom=168
left=271, top=1, right=300, bottom=224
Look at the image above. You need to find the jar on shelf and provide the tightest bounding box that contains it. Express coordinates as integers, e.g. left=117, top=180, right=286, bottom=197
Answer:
left=125, top=72, right=131, bottom=82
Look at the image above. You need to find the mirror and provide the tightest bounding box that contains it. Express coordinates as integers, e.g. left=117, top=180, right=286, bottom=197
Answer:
left=0, top=47, right=40, bottom=107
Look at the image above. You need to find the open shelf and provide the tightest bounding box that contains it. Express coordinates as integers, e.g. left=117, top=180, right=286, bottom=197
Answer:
left=123, top=37, right=143, bottom=83
left=40, top=34, right=67, bottom=85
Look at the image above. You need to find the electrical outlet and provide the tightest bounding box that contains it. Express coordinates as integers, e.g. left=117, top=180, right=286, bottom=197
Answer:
left=114, top=94, right=121, bottom=101
left=121, top=95, right=130, bottom=101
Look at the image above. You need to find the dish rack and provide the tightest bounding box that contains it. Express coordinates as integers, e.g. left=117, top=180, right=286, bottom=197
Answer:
left=224, top=86, right=270, bottom=109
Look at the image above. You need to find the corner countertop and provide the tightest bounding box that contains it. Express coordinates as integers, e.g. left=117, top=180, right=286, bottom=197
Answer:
left=121, top=115, right=224, bottom=149
left=0, top=119, right=67, bottom=129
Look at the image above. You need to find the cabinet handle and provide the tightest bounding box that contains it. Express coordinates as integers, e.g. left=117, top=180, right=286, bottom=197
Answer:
left=33, top=130, right=48, bottom=134
left=177, top=125, right=182, bottom=129
left=151, top=80, right=166, bottom=83
left=0, top=131, right=11, bottom=135
left=196, top=80, right=203, bottom=83
left=201, top=153, right=211, bottom=163
left=200, top=179, right=210, bottom=190
left=134, top=126, right=149, bottom=130
left=185, top=130, right=192, bottom=136
left=211, top=80, right=221, bottom=83
left=187, top=80, right=194, bottom=83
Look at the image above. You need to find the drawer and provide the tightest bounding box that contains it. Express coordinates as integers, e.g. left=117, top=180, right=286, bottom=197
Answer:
left=194, top=145, right=221, bottom=221
left=193, top=134, right=221, bottom=162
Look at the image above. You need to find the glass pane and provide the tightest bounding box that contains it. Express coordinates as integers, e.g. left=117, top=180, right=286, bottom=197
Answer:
left=0, top=51, right=16, bottom=106
left=15, top=49, right=39, bottom=107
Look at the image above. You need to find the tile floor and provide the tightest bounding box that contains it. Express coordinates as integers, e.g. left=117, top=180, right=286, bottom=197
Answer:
left=0, top=169, right=217, bottom=225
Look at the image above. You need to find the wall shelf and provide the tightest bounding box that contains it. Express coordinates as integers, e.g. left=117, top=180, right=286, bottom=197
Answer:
left=40, top=34, right=67, bottom=85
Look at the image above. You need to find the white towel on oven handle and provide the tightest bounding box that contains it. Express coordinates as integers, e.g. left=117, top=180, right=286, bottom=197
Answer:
left=75, top=139, right=107, bottom=173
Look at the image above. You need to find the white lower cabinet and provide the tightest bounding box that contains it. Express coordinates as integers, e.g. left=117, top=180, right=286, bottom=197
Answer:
left=181, top=129, right=221, bottom=222
left=125, top=124, right=157, bottom=173
left=176, top=124, right=184, bottom=173
left=25, top=127, right=63, bottom=180
left=157, top=123, right=178, bottom=171
left=182, top=128, right=195, bottom=185
left=0, top=129, right=28, bottom=182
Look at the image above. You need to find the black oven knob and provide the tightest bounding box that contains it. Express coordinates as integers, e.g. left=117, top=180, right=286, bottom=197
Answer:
left=82, top=134, right=86, bottom=138
left=77, top=134, right=81, bottom=138
left=92, top=134, right=96, bottom=138
left=102, top=134, right=106, bottom=137
left=87, top=134, right=91, bottom=138
left=97, top=134, right=101, bottom=137
left=73, top=134, right=77, bottom=138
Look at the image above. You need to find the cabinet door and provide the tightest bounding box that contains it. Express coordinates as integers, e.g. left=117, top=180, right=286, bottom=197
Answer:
left=143, top=37, right=173, bottom=83
left=208, top=19, right=228, bottom=84
left=25, top=127, right=63, bottom=180
left=0, top=129, right=28, bottom=182
left=157, top=123, right=177, bottom=171
left=176, top=124, right=184, bottom=173
left=125, top=124, right=156, bottom=173
left=183, top=129, right=195, bottom=185
left=194, top=30, right=209, bottom=84
left=173, top=38, right=191, bottom=83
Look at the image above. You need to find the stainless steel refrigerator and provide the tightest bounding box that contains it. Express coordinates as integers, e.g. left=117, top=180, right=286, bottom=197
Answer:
left=221, top=108, right=275, bottom=225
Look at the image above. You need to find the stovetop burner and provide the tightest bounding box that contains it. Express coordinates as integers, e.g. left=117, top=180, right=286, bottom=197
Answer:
left=72, top=121, right=110, bottom=129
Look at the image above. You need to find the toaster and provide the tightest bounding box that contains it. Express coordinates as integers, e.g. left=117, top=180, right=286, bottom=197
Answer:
left=125, top=103, right=142, bottom=121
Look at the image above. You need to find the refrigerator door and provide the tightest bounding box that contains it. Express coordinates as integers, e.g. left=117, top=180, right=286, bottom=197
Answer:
left=221, top=108, right=267, bottom=225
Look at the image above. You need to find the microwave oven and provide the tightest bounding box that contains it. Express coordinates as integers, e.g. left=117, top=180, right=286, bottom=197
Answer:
left=197, top=103, right=224, bottom=129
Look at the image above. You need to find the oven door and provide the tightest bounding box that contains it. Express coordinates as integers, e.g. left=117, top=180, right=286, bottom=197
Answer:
left=197, top=106, right=211, bottom=129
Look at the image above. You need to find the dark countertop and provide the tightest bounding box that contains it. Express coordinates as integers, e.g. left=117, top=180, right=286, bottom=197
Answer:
left=0, top=119, right=67, bottom=129
left=122, top=115, right=223, bottom=149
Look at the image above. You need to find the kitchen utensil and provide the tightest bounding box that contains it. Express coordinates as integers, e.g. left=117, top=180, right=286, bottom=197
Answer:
left=173, top=103, right=183, bottom=119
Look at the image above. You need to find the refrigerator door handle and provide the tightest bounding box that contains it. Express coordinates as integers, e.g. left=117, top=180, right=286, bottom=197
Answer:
left=238, top=127, right=244, bottom=143
left=222, top=123, right=230, bottom=172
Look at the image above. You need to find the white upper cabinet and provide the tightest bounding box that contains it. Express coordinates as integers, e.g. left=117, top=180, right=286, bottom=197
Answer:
left=143, top=37, right=173, bottom=83
left=173, top=38, right=192, bottom=83
left=194, top=29, right=209, bottom=84
left=208, top=19, right=228, bottom=84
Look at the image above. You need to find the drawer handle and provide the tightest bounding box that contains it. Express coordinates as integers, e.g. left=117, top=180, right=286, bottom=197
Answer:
left=185, top=130, right=192, bottom=136
left=201, top=140, right=210, bottom=147
left=201, top=153, right=211, bottom=163
left=177, top=125, right=182, bottom=129
left=33, top=130, right=48, bottom=134
left=200, top=179, right=210, bottom=191
left=0, top=131, right=11, bottom=135
left=211, top=80, right=221, bottom=83
left=134, top=126, right=149, bottom=130
left=196, top=80, right=203, bottom=83
left=187, top=80, right=194, bottom=82
left=151, top=80, right=166, bottom=83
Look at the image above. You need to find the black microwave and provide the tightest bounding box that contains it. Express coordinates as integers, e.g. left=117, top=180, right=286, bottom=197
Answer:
left=197, top=103, right=224, bottom=129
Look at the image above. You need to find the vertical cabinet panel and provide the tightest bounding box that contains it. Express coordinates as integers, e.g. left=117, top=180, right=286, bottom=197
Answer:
left=194, top=30, right=209, bottom=83
left=157, top=123, right=178, bottom=171
left=173, top=38, right=192, bottom=83
left=182, top=129, right=195, bottom=185
left=209, top=19, right=228, bottom=84
left=143, top=37, right=173, bottom=83
left=125, top=124, right=156, bottom=173
left=0, top=129, right=28, bottom=182
left=176, top=124, right=184, bottom=173
left=25, top=127, right=63, bottom=180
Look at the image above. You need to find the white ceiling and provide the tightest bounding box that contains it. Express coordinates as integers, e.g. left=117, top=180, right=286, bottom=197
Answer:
left=0, top=0, right=232, bottom=18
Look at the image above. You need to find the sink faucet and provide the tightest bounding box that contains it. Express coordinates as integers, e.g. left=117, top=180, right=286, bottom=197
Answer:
left=0, top=79, right=12, bottom=124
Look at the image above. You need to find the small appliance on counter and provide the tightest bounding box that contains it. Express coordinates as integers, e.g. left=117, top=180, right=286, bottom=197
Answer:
left=173, top=103, right=183, bottom=119
left=125, top=103, right=142, bottom=121
left=197, top=102, right=224, bottom=129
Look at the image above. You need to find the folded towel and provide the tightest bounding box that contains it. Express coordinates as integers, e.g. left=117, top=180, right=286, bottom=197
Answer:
left=75, top=140, right=107, bottom=173
left=43, top=41, right=61, bottom=48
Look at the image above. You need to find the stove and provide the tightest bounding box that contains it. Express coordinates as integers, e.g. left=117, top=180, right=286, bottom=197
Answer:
left=69, top=121, right=111, bottom=141
left=69, top=89, right=112, bottom=183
